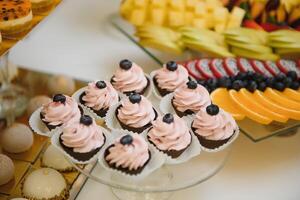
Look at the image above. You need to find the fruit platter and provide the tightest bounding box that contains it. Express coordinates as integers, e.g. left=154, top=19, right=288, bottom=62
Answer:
left=114, top=0, right=300, bottom=60
left=181, top=56, right=300, bottom=141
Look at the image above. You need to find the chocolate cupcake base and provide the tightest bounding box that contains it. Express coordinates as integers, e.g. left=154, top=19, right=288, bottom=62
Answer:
left=115, top=105, right=158, bottom=133
left=111, top=76, right=150, bottom=96
left=171, top=98, right=195, bottom=117
left=191, top=125, right=234, bottom=149
left=40, top=105, right=83, bottom=131
left=79, top=92, right=109, bottom=117
left=104, top=144, right=151, bottom=175
left=59, top=133, right=105, bottom=162
left=153, top=76, right=172, bottom=97
left=147, top=130, right=193, bottom=159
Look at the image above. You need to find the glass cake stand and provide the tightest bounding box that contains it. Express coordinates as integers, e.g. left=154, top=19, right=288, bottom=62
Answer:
left=67, top=148, right=230, bottom=200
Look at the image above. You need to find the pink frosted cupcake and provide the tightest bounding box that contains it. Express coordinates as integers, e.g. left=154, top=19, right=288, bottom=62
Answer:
left=191, top=104, right=238, bottom=149
left=79, top=80, right=119, bottom=117
left=104, top=133, right=150, bottom=175
left=172, top=80, right=210, bottom=117
left=148, top=113, right=192, bottom=158
left=116, top=93, right=157, bottom=133
left=153, top=61, right=189, bottom=97
left=111, top=59, right=150, bottom=95
left=40, top=94, right=82, bottom=130
left=59, top=115, right=106, bottom=162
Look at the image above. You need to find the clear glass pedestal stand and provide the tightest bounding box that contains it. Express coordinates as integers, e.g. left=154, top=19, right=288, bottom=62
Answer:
left=0, top=53, right=28, bottom=126
left=68, top=148, right=231, bottom=200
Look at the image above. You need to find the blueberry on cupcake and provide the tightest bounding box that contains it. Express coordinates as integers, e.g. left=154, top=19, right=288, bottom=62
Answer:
left=147, top=113, right=192, bottom=158
left=152, top=61, right=189, bottom=97
left=115, top=93, right=157, bottom=133
left=79, top=80, right=119, bottom=117
left=59, top=115, right=106, bottom=162
left=40, top=94, right=82, bottom=130
left=111, top=59, right=150, bottom=95
left=104, top=133, right=151, bottom=175
left=172, top=80, right=210, bottom=117
left=191, top=104, right=238, bottom=149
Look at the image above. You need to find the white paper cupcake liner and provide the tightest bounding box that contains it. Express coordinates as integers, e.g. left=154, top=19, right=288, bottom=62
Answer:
left=51, top=126, right=111, bottom=165
left=29, top=107, right=62, bottom=137
left=159, top=93, right=175, bottom=115
left=105, top=102, right=160, bottom=133
left=188, top=115, right=240, bottom=153
left=72, top=87, right=111, bottom=122
left=116, top=74, right=153, bottom=99
left=143, top=131, right=201, bottom=165
left=98, top=130, right=165, bottom=180
left=150, top=71, right=163, bottom=100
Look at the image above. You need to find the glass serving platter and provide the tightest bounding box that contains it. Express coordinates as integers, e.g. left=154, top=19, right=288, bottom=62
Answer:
left=110, top=14, right=300, bottom=142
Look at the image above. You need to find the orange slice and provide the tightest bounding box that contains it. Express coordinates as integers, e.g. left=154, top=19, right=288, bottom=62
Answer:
left=239, top=89, right=288, bottom=123
left=210, top=88, right=245, bottom=120
left=229, top=90, right=272, bottom=125
left=282, top=88, right=300, bottom=102
left=264, top=88, right=300, bottom=110
left=254, top=90, right=300, bottom=120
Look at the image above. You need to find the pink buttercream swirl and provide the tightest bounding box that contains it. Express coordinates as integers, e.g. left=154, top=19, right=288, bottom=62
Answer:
left=41, top=96, right=81, bottom=126
left=82, top=81, right=119, bottom=110
left=148, top=115, right=191, bottom=151
left=117, top=96, right=156, bottom=128
left=61, top=120, right=105, bottom=153
left=192, top=108, right=238, bottom=141
left=154, top=64, right=189, bottom=91
left=173, top=84, right=210, bottom=113
left=112, top=63, right=148, bottom=93
left=105, top=134, right=149, bottom=171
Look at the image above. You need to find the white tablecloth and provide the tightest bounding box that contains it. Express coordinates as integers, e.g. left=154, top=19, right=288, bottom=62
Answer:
left=9, top=0, right=300, bottom=199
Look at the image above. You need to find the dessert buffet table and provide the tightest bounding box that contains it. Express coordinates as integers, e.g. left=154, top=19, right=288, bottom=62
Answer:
left=8, top=0, right=300, bottom=200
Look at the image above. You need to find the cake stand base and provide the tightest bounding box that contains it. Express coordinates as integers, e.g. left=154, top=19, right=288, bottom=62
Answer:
left=111, top=187, right=173, bottom=200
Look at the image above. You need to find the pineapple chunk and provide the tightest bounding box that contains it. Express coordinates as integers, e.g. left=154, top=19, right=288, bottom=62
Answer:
left=150, top=0, right=167, bottom=8
left=213, top=7, right=229, bottom=23
left=226, top=6, right=245, bottom=29
left=120, top=0, right=134, bottom=19
left=129, top=9, right=147, bottom=26
left=205, top=0, right=222, bottom=12
left=186, top=0, right=198, bottom=10
left=134, top=0, right=149, bottom=8
left=214, top=23, right=227, bottom=33
left=204, top=13, right=214, bottom=29
left=193, top=18, right=208, bottom=29
left=150, top=8, right=166, bottom=25
left=185, top=11, right=194, bottom=25
left=169, top=0, right=185, bottom=10
left=194, top=2, right=207, bottom=17
left=168, top=11, right=185, bottom=27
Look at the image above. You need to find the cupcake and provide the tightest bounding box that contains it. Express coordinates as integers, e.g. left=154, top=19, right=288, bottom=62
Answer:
left=22, top=168, right=69, bottom=200
left=172, top=80, right=211, bottom=117
left=104, top=134, right=151, bottom=175
left=116, top=93, right=157, bottom=133
left=111, top=59, right=150, bottom=95
left=59, top=115, right=106, bottom=162
left=27, top=95, right=51, bottom=116
left=148, top=113, right=192, bottom=158
left=191, top=104, right=238, bottom=149
left=0, top=0, right=33, bottom=37
left=40, top=94, right=82, bottom=131
left=79, top=80, right=119, bottom=117
left=152, top=61, right=189, bottom=97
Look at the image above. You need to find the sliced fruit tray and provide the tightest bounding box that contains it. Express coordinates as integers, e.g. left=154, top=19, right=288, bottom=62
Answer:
left=181, top=57, right=300, bottom=141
